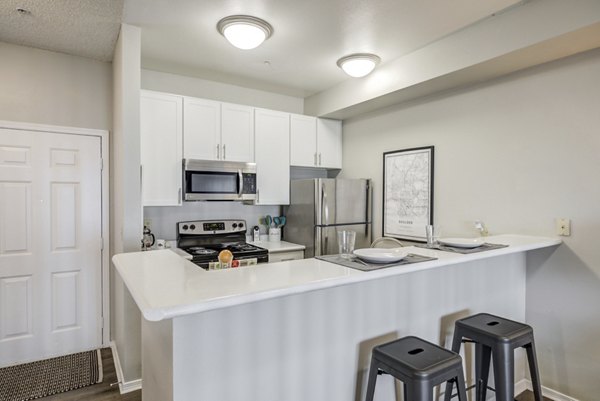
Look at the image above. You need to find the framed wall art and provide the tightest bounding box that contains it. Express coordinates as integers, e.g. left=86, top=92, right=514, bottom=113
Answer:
left=383, top=146, right=434, bottom=241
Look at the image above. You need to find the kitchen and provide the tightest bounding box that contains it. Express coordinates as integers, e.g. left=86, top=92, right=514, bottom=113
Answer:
left=1, top=0, right=599, bottom=401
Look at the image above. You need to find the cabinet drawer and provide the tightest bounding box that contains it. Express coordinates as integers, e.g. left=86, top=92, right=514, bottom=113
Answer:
left=268, top=250, right=305, bottom=263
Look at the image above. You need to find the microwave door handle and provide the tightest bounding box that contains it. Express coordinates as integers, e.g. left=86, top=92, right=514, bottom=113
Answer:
left=238, top=169, right=244, bottom=197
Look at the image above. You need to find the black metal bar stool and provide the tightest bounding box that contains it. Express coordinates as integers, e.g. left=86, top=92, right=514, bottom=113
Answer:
left=444, top=313, right=543, bottom=401
left=365, top=336, right=468, bottom=401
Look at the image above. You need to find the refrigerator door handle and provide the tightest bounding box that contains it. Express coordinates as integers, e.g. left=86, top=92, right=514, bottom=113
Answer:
left=322, top=182, right=329, bottom=226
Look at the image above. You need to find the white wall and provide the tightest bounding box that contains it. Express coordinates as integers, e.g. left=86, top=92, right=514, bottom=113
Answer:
left=340, top=49, right=600, bottom=400
left=141, top=69, right=303, bottom=114
left=111, top=24, right=143, bottom=384
left=0, top=41, right=111, bottom=130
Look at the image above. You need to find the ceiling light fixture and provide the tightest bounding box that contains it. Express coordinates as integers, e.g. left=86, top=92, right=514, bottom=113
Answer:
left=336, top=53, right=381, bottom=78
left=217, top=15, right=273, bottom=50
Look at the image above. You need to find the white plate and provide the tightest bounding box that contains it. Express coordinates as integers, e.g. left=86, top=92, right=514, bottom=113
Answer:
left=438, top=237, right=485, bottom=248
left=353, top=248, right=409, bottom=263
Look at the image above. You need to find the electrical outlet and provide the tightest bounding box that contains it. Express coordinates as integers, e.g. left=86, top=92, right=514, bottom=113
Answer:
left=144, top=218, right=152, bottom=230
left=555, top=218, right=570, bottom=236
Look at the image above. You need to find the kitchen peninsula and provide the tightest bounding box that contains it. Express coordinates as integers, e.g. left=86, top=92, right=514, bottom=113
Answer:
left=113, top=234, right=560, bottom=401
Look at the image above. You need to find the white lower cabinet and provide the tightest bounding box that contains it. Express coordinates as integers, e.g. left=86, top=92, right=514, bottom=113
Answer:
left=268, top=250, right=305, bottom=263
left=141, top=90, right=183, bottom=206
left=254, top=108, right=290, bottom=205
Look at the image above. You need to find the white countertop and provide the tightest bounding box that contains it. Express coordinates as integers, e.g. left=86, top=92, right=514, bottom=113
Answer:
left=249, top=240, right=306, bottom=253
left=113, top=234, right=561, bottom=322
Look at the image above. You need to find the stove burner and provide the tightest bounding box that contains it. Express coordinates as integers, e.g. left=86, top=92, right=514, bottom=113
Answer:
left=187, top=247, right=218, bottom=256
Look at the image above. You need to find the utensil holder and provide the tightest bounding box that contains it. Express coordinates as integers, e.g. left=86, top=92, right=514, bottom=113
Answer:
left=269, top=227, right=281, bottom=242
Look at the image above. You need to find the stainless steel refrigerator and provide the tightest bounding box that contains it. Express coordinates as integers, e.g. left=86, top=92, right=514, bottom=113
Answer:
left=284, top=178, right=372, bottom=257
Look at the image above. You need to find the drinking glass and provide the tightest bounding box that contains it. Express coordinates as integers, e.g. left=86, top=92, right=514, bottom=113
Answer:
left=337, top=230, right=356, bottom=259
left=425, top=225, right=441, bottom=247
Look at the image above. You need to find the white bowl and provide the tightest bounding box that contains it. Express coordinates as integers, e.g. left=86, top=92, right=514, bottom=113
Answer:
left=438, top=237, right=485, bottom=248
left=353, top=248, right=409, bottom=263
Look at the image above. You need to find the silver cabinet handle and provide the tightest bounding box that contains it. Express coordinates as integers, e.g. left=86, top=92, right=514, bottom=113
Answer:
left=223, top=144, right=226, bottom=160
left=319, top=153, right=322, bottom=166
left=314, top=152, right=317, bottom=166
left=216, top=144, right=220, bottom=159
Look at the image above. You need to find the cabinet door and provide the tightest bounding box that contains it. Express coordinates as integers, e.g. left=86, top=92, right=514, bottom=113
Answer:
left=254, top=109, right=290, bottom=205
left=317, top=118, right=342, bottom=169
left=221, top=103, right=254, bottom=162
left=183, top=97, right=221, bottom=161
left=141, top=91, right=183, bottom=206
left=290, top=114, right=317, bottom=167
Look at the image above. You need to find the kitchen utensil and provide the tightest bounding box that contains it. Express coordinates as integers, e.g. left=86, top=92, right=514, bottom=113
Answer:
left=273, top=216, right=281, bottom=227
left=438, top=237, right=485, bottom=248
left=353, top=248, right=409, bottom=263
left=265, top=215, right=273, bottom=228
left=337, top=230, right=356, bottom=259
left=278, top=216, right=286, bottom=228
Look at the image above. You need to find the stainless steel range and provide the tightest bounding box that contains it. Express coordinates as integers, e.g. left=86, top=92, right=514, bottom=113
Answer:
left=177, top=219, right=269, bottom=269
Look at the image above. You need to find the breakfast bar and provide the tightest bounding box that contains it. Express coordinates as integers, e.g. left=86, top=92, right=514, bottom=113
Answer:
left=113, top=234, right=560, bottom=401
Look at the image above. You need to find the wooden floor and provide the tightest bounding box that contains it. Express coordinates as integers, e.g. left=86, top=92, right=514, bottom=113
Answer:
left=40, top=348, right=141, bottom=401
left=37, top=348, right=550, bottom=401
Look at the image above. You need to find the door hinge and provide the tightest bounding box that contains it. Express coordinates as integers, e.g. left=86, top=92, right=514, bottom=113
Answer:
left=100, top=237, right=104, bottom=251
left=100, top=158, right=104, bottom=171
left=99, top=316, right=105, bottom=329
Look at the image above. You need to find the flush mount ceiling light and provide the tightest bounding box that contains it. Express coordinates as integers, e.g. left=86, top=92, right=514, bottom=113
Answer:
left=336, top=53, right=381, bottom=78
left=217, top=15, right=273, bottom=50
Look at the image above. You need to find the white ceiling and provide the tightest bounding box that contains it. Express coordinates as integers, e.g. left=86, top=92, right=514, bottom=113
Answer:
left=0, top=0, right=123, bottom=62
left=0, top=0, right=524, bottom=97
left=124, top=0, right=522, bottom=97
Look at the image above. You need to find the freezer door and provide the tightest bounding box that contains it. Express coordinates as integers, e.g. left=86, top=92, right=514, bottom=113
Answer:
left=317, top=178, right=371, bottom=226
left=284, top=180, right=317, bottom=255
left=315, top=223, right=372, bottom=256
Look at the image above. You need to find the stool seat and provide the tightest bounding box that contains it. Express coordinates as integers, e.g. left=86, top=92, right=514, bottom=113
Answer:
left=366, top=336, right=468, bottom=401
left=456, top=313, right=533, bottom=344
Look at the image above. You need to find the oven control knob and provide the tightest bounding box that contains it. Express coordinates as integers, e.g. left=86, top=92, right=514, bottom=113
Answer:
left=232, top=223, right=238, bottom=228
left=238, top=222, right=244, bottom=228
left=182, top=225, right=189, bottom=230
left=190, top=224, right=196, bottom=230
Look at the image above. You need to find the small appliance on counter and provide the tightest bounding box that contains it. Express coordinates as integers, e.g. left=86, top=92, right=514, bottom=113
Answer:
left=141, top=225, right=155, bottom=251
left=177, top=219, right=269, bottom=270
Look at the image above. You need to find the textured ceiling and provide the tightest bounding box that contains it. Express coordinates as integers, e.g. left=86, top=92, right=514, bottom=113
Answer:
left=124, top=0, right=522, bottom=97
left=0, top=0, right=123, bottom=62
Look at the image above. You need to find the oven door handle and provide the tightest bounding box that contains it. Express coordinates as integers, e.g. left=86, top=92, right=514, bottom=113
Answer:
left=238, top=169, right=244, bottom=197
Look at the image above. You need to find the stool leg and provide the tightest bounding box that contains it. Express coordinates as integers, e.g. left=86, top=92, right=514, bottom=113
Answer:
left=365, top=358, right=379, bottom=401
left=525, top=340, right=543, bottom=401
left=475, top=343, right=491, bottom=401
left=492, top=345, right=514, bottom=401
left=444, top=329, right=464, bottom=401
left=406, top=380, right=433, bottom=401
left=455, top=367, right=468, bottom=401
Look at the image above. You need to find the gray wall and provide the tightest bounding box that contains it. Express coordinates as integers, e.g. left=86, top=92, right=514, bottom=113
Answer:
left=340, top=49, right=600, bottom=400
left=0, top=41, right=111, bottom=130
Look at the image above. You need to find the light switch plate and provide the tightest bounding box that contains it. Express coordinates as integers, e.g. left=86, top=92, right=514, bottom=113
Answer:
left=555, top=218, right=570, bottom=236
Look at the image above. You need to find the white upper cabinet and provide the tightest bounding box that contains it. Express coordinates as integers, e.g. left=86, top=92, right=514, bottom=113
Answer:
left=141, top=91, right=183, bottom=206
left=290, top=114, right=317, bottom=167
left=183, top=98, right=220, bottom=160
left=254, top=108, right=290, bottom=205
left=317, top=118, right=342, bottom=169
left=290, top=115, right=342, bottom=169
left=221, top=103, right=254, bottom=162
left=183, top=99, right=254, bottom=162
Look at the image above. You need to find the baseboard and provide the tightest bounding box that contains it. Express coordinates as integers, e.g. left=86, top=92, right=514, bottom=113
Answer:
left=520, top=379, right=580, bottom=401
left=109, top=341, right=143, bottom=394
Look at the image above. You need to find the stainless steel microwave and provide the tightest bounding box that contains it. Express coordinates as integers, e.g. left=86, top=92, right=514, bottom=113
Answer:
left=183, top=159, right=257, bottom=202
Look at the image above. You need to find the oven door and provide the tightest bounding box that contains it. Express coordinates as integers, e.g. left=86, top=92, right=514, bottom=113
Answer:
left=184, top=159, right=257, bottom=201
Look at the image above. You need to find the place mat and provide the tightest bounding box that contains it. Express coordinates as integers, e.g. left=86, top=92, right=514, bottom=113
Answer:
left=415, top=242, right=508, bottom=254
left=316, top=253, right=437, bottom=272
left=0, top=349, right=103, bottom=401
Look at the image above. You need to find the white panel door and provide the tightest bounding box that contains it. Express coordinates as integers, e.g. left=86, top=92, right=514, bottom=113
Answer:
left=316, top=118, right=342, bottom=169
left=255, top=109, right=290, bottom=205
left=221, top=103, right=254, bottom=162
left=290, top=114, right=317, bottom=167
left=141, top=91, right=183, bottom=206
left=0, top=129, right=102, bottom=367
left=183, top=97, right=221, bottom=161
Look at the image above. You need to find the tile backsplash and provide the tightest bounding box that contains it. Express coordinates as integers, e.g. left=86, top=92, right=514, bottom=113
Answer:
left=144, top=202, right=281, bottom=241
